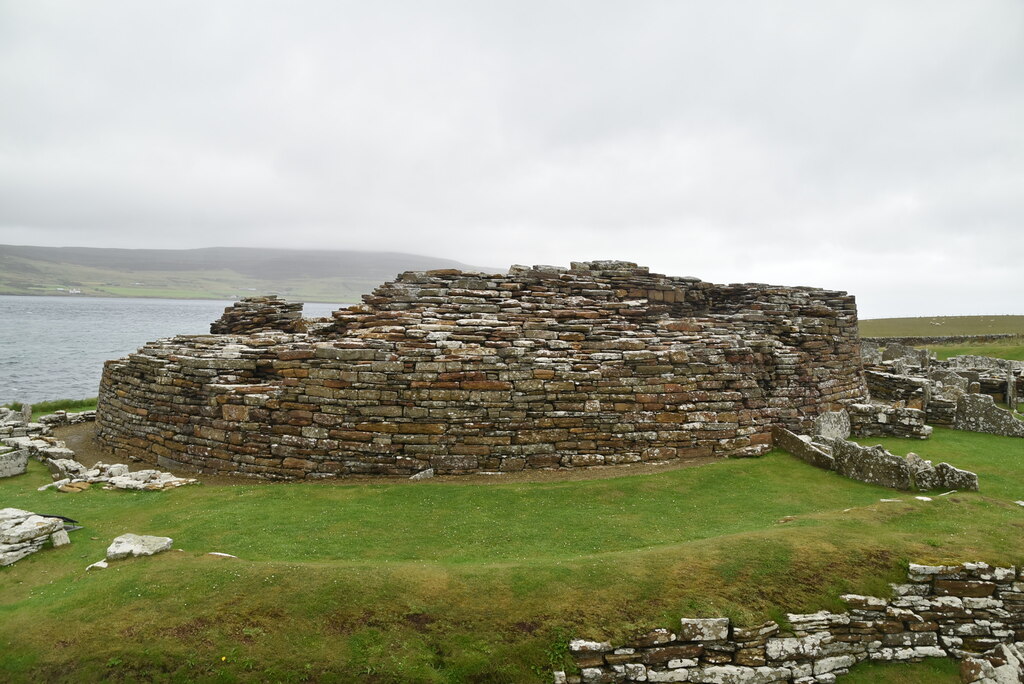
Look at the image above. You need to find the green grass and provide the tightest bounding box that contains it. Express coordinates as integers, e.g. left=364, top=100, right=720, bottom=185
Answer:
left=859, top=315, right=1024, bottom=338
left=1, top=428, right=1022, bottom=682
left=843, top=657, right=960, bottom=683
left=923, top=340, right=1024, bottom=361
left=1, top=397, right=98, bottom=421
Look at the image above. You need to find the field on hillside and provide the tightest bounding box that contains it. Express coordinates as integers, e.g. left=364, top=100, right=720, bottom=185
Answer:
left=860, top=316, right=1024, bottom=361
left=859, top=315, right=1024, bottom=338
left=0, top=255, right=371, bottom=303
left=1, top=427, right=1022, bottom=682
left=0, top=245, right=497, bottom=304
left=925, top=341, right=1024, bottom=362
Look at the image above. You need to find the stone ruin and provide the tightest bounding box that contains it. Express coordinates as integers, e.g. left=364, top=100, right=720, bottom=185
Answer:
left=559, top=562, right=1024, bottom=684
left=773, top=411, right=978, bottom=493
left=0, top=408, right=196, bottom=492
left=860, top=341, right=1024, bottom=439
left=95, top=261, right=868, bottom=479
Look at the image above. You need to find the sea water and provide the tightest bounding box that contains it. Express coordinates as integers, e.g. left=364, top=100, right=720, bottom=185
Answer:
left=0, top=296, right=341, bottom=404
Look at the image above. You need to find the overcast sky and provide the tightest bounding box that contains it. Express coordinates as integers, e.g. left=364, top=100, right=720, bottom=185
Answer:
left=1, top=1, right=1021, bottom=318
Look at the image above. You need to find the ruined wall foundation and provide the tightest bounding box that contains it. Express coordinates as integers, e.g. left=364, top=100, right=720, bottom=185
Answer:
left=558, top=562, right=1024, bottom=684
left=96, top=262, right=867, bottom=479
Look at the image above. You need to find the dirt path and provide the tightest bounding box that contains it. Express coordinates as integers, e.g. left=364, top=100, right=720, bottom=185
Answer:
left=53, top=422, right=718, bottom=486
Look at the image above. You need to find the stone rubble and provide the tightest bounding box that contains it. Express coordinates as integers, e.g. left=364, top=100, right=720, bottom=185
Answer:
left=861, top=343, right=1023, bottom=438
left=97, top=262, right=869, bottom=479
left=558, top=562, right=1024, bottom=683
left=106, top=533, right=173, bottom=560
left=0, top=507, right=71, bottom=567
left=0, top=407, right=198, bottom=491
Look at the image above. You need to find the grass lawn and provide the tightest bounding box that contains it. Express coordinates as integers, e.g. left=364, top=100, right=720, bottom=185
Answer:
left=1, top=398, right=98, bottom=421
left=1, top=428, right=1022, bottom=682
left=924, top=340, right=1024, bottom=362
left=859, top=316, right=1024, bottom=338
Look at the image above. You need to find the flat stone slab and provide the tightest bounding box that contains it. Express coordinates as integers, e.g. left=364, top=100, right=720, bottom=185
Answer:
left=106, top=533, right=173, bottom=560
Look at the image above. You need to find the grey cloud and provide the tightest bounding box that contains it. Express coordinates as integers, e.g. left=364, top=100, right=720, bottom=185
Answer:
left=1, top=0, right=1021, bottom=317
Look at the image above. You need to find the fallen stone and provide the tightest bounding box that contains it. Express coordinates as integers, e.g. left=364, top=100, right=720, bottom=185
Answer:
left=86, top=559, right=108, bottom=571
left=0, top=508, right=71, bottom=566
left=409, top=468, right=435, bottom=481
left=106, top=533, right=173, bottom=560
left=935, top=462, right=979, bottom=491
left=0, top=447, right=29, bottom=478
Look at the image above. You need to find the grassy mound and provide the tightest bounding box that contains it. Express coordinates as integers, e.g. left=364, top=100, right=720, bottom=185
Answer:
left=1, top=426, right=1021, bottom=682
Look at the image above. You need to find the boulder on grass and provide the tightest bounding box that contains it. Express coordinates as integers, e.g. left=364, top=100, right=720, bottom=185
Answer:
left=106, top=533, right=173, bottom=560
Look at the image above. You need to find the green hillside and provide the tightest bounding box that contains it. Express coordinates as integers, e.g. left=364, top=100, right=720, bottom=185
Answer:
left=859, top=315, right=1024, bottom=338
left=0, top=245, right=500, bottom=303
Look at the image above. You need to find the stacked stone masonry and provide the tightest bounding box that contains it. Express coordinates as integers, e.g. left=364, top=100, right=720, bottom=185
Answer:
left=210, top=295, right=304, bottom=335
left=861, top=343, right=1024, bottom=436
left=558, top=562, right=1024, bottom=684
left=96, top=262, right=868, bottom=479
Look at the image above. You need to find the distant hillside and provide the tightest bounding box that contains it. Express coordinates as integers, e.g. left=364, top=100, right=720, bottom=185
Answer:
left=859, top=315, right=1024, bottom=338
left=0, top=245, right=501, bottom=303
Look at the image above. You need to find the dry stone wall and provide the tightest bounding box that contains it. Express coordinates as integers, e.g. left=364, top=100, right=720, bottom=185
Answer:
left=97, top=262, right=867, bottom=479
left=772, top=425, right=977, bottom=492
left=863, top=334, right=1019, bottom=346
left=558, top=562, right=1024, bottom=684
left=847, top=403, right=932, bottom=440
left=210, top=296, right=303, bottom=335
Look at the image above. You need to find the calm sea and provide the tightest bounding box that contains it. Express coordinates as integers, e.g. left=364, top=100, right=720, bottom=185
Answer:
left=0, top=296, right=341, bottom=405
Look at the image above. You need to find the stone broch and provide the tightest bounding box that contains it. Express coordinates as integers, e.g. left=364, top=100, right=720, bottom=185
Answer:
left=96, top=262, right=868, bottom=479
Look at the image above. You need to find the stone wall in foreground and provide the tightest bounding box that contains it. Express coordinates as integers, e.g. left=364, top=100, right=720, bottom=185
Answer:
left=96, top=261, right=867, bottom=479
left=558, top=561, right=1024, bottom=684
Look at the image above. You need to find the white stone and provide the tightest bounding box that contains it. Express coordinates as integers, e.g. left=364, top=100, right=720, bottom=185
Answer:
left=646, top=670, right=690, bottom=682
left=50, top=529, right=71, bottom=547
left=106, top=533, right=173, bottom=560
left=813, top=655, right=856, bottom=675
left=668, top=659, right=697, bottom=669
left=678, top=617, right=730, bottom=641
left=908, top=563, right=961, bottom=575
left=689, top=665, right=789, bottom=684
left=0, top=448, right=29, bottom=478
left=766, top=634, right=826, bottom=660
left=0, top=514, right=63, bottom=544
left=570, top=639, right=613, bottom=653
left=840, top=594, right=887, bottom=610
left=624, top=663, right=648, bottom=681
left=409, top=468, right=435, bottom=481
left=86, top=559, right=108, bottom=570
